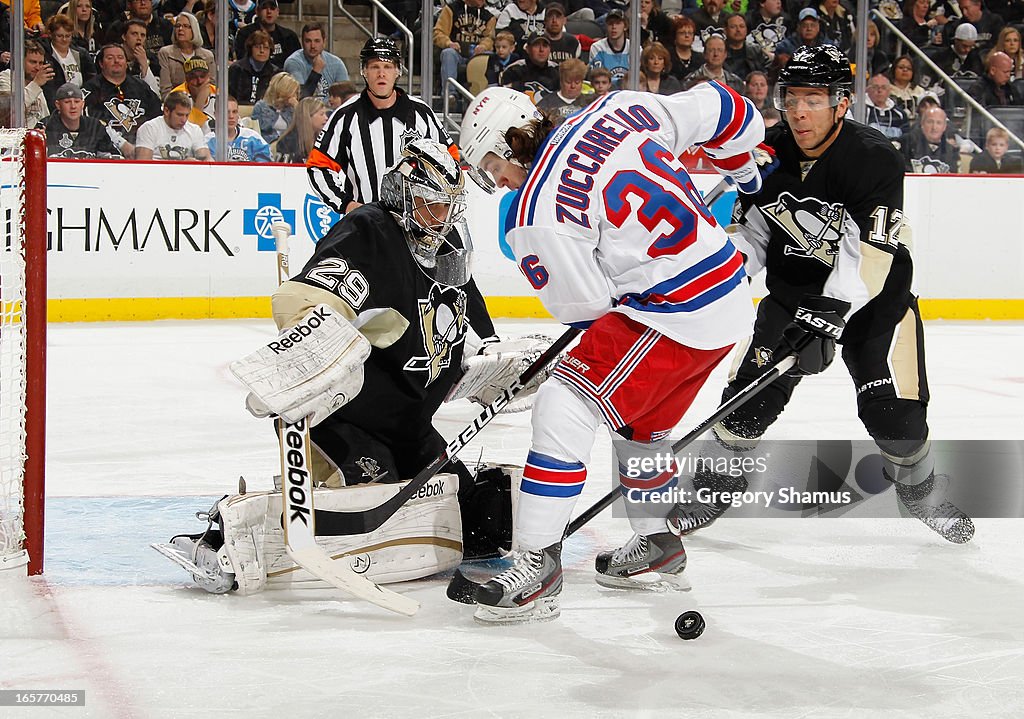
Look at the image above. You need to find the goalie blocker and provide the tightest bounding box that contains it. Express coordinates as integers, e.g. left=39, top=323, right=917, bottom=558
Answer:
left=160, top=464, right=520, bottom=594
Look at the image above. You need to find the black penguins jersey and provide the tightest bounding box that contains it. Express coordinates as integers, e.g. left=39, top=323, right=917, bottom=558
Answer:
left=733, top=121, right=915, bottom=342
left=291, top=204, right=469, bottom=436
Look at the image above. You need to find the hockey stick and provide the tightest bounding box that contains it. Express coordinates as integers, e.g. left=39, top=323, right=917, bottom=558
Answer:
left=702, top=176, right=734, bottom=208
left=311, top=326, right=582, bottom=537
left=563, top=342, right=803, bottom=537
left=269, top=221, right=419, bottom=616
left=446, top=339, right=806, bottom=604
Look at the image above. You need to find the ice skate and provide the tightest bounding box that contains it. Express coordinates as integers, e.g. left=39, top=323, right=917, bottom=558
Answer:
left=894, top=474, right=975, bottom=544
left=473, top=543, right=562, bottom=624
left=668, top=471, right=749, bottom=536
left=594, top=531, right=689, bottom=591
left=152, top=533, right=236, bottom=594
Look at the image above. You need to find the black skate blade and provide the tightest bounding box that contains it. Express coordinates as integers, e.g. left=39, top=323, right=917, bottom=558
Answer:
left=446, top=568, right=481, bottom=605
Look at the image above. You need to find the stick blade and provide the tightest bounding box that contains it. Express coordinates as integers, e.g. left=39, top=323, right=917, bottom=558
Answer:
left=286, top=546, right=420, bottom=616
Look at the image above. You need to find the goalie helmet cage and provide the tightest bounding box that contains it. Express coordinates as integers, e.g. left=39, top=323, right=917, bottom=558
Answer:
left=0, top=129, right=47, bottom=577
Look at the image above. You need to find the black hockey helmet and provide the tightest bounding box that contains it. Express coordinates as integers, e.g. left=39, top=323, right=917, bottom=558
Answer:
left=773, top=45, right=853, bottom=111
left=359, top=37, right=403, bottom=69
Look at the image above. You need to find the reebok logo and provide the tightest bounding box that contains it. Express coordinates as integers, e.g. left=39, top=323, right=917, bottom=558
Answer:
left=413, top=478, right=446, bottom=501
left=269, top=307, right=331, bottom=354
left=283, top=418, right=312, bottom=527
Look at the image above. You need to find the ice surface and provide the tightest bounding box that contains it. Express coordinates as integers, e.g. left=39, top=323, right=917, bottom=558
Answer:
left=2, top=319, right=1022, bottom=718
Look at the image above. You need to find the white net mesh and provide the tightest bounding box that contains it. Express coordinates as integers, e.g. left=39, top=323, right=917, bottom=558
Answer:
left=0, top=128, right=29, bottom=567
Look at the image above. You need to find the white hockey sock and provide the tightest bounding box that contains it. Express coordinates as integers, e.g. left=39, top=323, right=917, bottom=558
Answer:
left=515, top=379, right=602, bottom=551
left=615, top=437, right=678, bottom=537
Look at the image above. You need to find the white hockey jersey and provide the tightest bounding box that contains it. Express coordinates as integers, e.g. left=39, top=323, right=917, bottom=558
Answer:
left=507, top=82, right=765, bottom=350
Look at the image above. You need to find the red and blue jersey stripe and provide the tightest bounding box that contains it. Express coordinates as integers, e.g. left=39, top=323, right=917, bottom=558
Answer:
left=617, top=240, right=746, bottom=314
left=699, top=80, right=757, bottom=151
left=522, top=451, right=587, bottom=498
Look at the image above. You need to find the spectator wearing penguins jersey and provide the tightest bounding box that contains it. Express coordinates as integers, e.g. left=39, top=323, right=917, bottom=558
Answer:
left=43, top=82, right=121, bottom=158
left=81, top=43, right=162, bottom=156
left=495, top=0, right=545, bottom=43
left=536, top=57, right=590, bottom=121
left=433, top=0, right=496, bottom=106
left=900, top=104, right=960, bottom=173
left=501, top=31, right=559, bottom=102
left=206, top=96, right=272, bottom=161
left=723, top=13, right=766, bottom=79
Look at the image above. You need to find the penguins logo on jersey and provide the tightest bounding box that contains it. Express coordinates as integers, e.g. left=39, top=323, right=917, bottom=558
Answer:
left=356, top=457, right=387, bottom=482
left=753, top=346, right=773, bottom=368
left=910, top=156, right=951, bottom=175
left=103, top=96, right=145, bottom=133
left=403, top=283, right=468, bottom=385
left=764, top=192, right=845, bottom=267
left=750, top=19, right=787, bottom=53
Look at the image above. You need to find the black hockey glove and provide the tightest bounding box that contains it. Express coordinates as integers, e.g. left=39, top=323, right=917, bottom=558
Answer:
left=781, top=295, right=851, bottom=376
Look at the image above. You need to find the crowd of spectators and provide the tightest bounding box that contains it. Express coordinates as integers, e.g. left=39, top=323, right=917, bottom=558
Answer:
left=3, top=0, right=1024, bottom=173
left=0, top=0, right=348, bottom=161
left=428, top=0, right=1024, bottom=173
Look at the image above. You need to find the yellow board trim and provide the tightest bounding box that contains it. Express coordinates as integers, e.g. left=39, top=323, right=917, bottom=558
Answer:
left=44, top=296, right=1024, bottom=322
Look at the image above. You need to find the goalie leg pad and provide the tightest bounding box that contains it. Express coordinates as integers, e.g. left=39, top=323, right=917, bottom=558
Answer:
left=230, top=304, right=371, bottom=426
left=216, top=474, right=464, bottom=593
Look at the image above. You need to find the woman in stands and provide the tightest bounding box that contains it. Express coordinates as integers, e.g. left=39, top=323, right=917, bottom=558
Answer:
left=889, top=54, right=928, bottom=121
left=275, top=96, right=327, bottom=163
left=252, top=71, right=298, bottom=143
left=991, top=26, right=1024, bottom=81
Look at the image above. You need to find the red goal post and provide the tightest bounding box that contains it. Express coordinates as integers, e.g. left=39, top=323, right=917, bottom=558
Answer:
left=0, top=128, right=47, bottom=577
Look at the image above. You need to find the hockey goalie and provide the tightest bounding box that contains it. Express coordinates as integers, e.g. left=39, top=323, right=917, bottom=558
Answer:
left=156, top=139, right=556, bottom=596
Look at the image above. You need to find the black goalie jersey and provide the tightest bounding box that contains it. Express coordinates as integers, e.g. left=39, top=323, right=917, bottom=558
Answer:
left=283, top=204, right=471, bottom=440
left=732, top=121, right=915, bottom=343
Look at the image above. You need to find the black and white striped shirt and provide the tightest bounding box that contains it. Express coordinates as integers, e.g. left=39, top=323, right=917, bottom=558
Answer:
left=307, top=88, right=455, bottom=214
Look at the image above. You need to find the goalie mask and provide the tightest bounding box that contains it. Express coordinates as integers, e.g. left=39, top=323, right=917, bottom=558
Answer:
left=380, top=138, right=472, bottom=287
left=460, top=87, right=542, bottom=188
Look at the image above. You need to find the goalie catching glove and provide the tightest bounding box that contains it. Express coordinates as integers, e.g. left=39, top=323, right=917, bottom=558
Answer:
left=230, top=305, right=371, bottom=426
left=446, top=335, right=557, bottom=413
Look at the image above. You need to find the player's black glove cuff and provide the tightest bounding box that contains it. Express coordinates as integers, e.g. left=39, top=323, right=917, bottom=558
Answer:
left=782, top=295, right=851, bottom=376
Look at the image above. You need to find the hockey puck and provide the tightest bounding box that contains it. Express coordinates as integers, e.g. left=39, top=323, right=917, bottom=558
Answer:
left=674, top=611, right=705, bottom=640
left=446, top=568, right=480, bottom=605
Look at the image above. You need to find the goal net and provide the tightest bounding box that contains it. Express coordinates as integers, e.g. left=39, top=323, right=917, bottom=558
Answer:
left=0, top=128, right=46, bottom=576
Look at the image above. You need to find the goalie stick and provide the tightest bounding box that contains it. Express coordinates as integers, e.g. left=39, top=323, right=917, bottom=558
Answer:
left=446, top=338, right=806, bottom=604
left=269, top=221, right=418, bottom=616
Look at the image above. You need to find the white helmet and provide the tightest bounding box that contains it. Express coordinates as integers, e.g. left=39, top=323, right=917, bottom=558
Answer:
left=460, top=87, right=542, bottom=170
